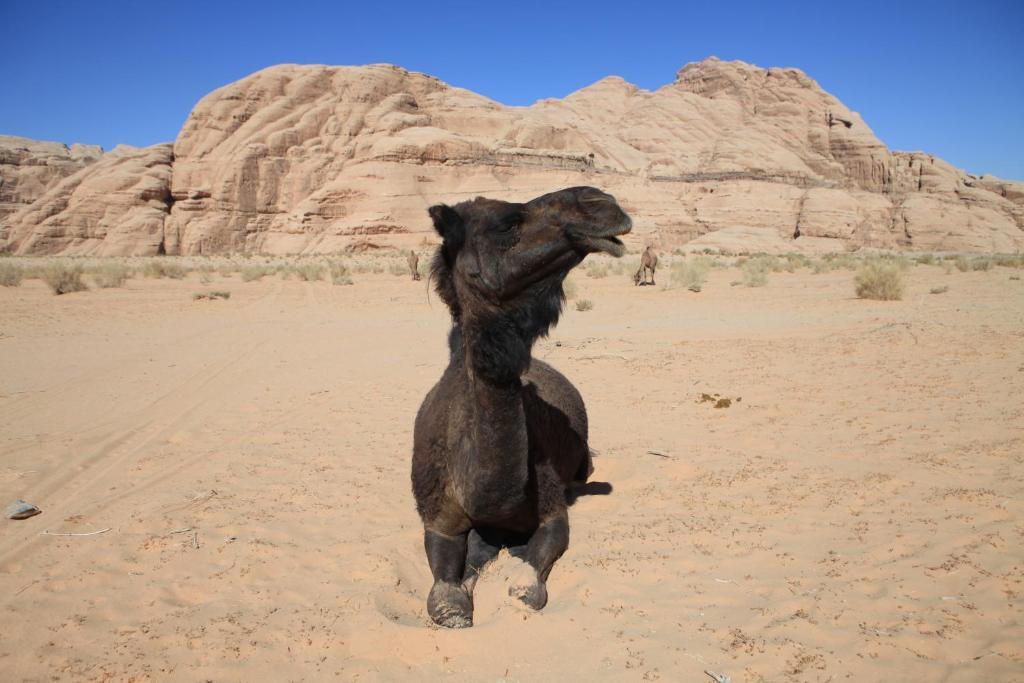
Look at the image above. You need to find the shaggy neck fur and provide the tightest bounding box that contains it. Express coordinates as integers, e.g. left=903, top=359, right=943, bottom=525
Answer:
left=440, top=270, right=567, bottom=504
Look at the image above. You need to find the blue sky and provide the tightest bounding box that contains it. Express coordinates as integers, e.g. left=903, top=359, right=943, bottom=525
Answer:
left=2, top=0, right=1022, bottom=179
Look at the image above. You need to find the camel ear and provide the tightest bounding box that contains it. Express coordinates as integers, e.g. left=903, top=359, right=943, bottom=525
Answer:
left=428, top=204, right=465, bottom=252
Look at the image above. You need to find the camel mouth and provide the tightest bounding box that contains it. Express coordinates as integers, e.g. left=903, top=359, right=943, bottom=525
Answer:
left=579, top=216, right=631, bottom=257
left=586, top=235, right=626, bottom=257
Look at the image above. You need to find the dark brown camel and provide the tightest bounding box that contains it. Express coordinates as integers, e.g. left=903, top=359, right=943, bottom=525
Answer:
left=411, top=186, right=631, bottom=628
left=633, top=245, right=657, bottom=286
left=408, top=250, right=421, bottom=281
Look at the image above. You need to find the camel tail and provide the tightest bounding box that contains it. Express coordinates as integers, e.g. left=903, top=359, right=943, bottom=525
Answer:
left=573, top=447, right=596, bottom=483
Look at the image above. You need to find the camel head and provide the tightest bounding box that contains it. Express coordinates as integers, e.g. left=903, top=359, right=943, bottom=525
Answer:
left=428, top=186, right=631, bottom=380
left=429, top=186, right=631, bottom=318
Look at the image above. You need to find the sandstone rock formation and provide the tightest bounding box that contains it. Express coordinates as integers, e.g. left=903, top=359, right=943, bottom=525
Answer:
left=2, top=58, right=1021, bottom=255
left=1, top=144, right=172, bottom=255
left=0, top=136, right=102, bottom=222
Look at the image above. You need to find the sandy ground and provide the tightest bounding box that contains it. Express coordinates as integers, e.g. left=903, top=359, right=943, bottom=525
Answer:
left=1, top=263, right=1022, bottom=682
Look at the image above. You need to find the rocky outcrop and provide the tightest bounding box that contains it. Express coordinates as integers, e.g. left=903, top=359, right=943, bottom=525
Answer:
left=0, top=136, right=102, bottom=222
left=2, top=58, right=1021, bottom=255
left=1, top=144, right=173, bottom=255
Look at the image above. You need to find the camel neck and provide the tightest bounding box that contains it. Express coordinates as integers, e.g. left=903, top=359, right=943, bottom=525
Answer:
left=462, top=367, right=529, bottom=503
left=451, top=320, right=531, bottom=496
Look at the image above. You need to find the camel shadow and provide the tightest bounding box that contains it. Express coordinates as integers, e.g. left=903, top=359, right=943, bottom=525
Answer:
left=567, top=480, right=613, bottom=505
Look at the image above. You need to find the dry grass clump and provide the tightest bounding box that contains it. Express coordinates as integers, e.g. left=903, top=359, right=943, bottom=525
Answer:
left=327, top=259, right=353, bottom=285
left=142, top=259, right=188, bottom=279
left=854, top=260, right=905, bottom=301
left=0, top=261, right=24, bottom=287
left=291, top=261, right=325, bottom=282
left=930, top=285, right=949, bottom=294
left=740, top=258, right=770, bottom=287
left=562, top=275, right=579, bottom=300
left=993, top=253, right=1024, bottom=268
left=950, top=255, right=998, bottom=272
left=586, top=261, right=611, bottom=278
left=914, top=253, right=937, bottom=266
left=666, top=255, right=711, bottom=292
left=811, top=253, right=859, bottom=273
left=41, top=261, right=88, bottom=295
left=387, top=260, right=408, bottom=277
left=781, top=252, right=812, bottom=270
left=192, top=290, right=231, bottom=301
left=575, top=299, right=593, bottom=312
left=613, top=255, right=640, bottom=279
left=90, top=262, right=132, bottom=288
left=240, top=264, right=274, bottom=282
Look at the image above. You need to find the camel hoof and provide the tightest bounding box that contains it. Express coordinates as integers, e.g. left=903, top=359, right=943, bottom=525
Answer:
left=509, top=581, right=548, bottom=610
left=428, top=582, right=473, bottom=628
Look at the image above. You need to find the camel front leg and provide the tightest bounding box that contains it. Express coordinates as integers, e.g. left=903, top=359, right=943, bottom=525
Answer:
left=462, top=528, right=502, bottom=594
left=424, top=528, right=473, bottom=628
left=508, top=510, right=569, bottom=610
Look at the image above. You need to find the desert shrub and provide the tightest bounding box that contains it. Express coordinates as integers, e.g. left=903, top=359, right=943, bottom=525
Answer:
left=562, top=275, right=579, bottom=300
left=0, top=261, right=24, bottom=287
left=240, top=264, right=273, bottom=282
left=929, top=285, right=949, bottom=294
left=615, top=255, right=640, bottom=277
left=854, top=261, right=905, bottom=301
left=41, top=261, right=88, bottom=295
left=192, top=290, right=231, bottom=300
left=783, top=252, right=811, bottom=270
left=90, top=262, right=131, bottom=288
left=586, top=261, right=610, bottom=278
left=667, top=256, right=711, bottom=292
left=327, top=259, right=353, bottom=285
left=575, top=299, right=593, bottom=311
left=993, top=253, right=1024, bottom=268
left=387, top=260, right=407, bottom=277
left=915, top=253, right=937, bottom=266
left=142, top=259, right=187, bottom=279
left=954, top=256, right=971, bottom=272
left=970, top=257, right=993, bottom=272
left=823, top=253, right=858, bottom=271
left=293, top=261, right=325, bottom=282
left=741, top=258, right=770, bottom=287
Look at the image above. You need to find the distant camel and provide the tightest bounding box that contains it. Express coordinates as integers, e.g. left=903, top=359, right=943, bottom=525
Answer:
left=634, top=246, right=657, bottom=286
left=412, top=186, right=632, bottom=628
left=407, top=250, right=421, bottom=280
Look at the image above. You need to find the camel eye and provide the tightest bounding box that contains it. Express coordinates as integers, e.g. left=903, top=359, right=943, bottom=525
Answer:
left=495, top=220, right=518, bottom=234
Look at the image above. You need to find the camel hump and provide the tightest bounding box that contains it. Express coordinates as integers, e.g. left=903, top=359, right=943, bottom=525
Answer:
left=522, top=359, right=590, bottom=482
left=524, top=359, right=588, bottom=436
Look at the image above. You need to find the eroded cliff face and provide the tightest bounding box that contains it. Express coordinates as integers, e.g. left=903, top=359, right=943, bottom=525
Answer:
left=1, top=144, right=173, bottom=255
left=0, top=136, right=102, bottom=223
left=2, top=58, right=1021, bottom=255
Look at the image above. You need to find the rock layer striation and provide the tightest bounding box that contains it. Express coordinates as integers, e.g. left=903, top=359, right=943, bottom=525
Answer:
left=2, top=58, right=1021, bottom=255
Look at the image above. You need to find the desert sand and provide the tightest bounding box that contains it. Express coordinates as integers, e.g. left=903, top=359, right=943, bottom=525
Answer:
left=1, top=261, right=1022, bottom=681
